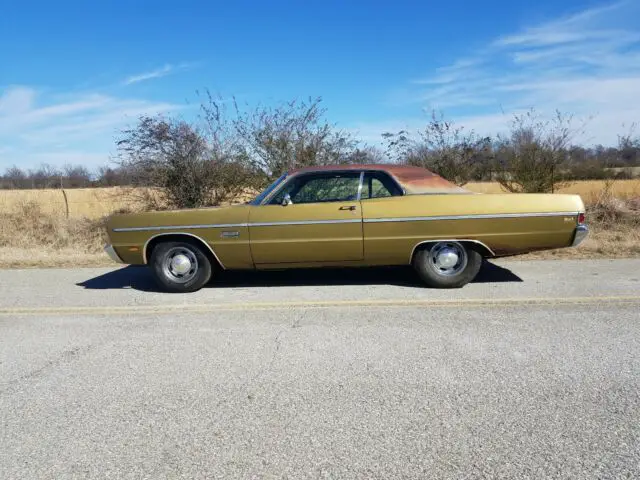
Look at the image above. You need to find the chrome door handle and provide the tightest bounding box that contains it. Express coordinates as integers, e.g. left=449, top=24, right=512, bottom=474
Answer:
left=339, top=205, right=356, bottom=211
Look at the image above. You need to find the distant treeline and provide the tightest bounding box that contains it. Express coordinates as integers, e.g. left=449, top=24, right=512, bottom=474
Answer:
left=0, top=164, right=130, bottom=190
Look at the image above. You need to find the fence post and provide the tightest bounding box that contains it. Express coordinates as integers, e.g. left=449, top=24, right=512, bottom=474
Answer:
left=61, top=189, right=70, bottom=219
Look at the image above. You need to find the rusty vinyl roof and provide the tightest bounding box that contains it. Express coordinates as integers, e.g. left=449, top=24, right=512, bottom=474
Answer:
left=289, top=164, right=469, bottom=194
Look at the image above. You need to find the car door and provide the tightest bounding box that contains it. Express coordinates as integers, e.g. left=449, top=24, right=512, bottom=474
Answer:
left=360, top=170, right=407, bottom=264
left=248, top=171, right=364, bottom=265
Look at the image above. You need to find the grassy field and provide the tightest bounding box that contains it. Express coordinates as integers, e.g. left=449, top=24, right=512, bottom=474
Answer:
left=0, top=187, right=149, bottom=219
left=0, top=180, right=638, bottom=267
left=1, top=180, right=639, bottom=219
left=465, top=179, right=640, bottom=199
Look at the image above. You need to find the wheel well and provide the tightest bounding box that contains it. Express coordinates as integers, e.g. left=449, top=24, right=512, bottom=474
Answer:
left=461, top=241, right=494, bottom=258
left=411, top=240, right=494, bottom=263
left=144, top=233, right=223, bottom=269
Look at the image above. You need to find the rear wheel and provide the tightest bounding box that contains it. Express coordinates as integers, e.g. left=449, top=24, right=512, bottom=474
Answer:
left=412, top=241, right=482, bottom=288
left=150, top=241, right=212, bottom=293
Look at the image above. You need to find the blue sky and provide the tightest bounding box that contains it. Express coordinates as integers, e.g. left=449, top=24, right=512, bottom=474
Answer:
left=1, top=0, right=639, bottom=169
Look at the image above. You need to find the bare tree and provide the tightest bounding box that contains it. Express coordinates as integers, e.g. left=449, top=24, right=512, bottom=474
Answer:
left=97, top=166, right=131, bottom=187
left=617, top=123, right=640, bottom=166
left=27, top=163, right=62, bottom=189
left=63, top=164, right=92, bottom=188
left=1, top=166, right=28, bottom=189
left=226, top=96, right=357, bottom=179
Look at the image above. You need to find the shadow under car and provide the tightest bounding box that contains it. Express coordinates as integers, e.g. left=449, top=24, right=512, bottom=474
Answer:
left=76, top=261, right=522, bottom=292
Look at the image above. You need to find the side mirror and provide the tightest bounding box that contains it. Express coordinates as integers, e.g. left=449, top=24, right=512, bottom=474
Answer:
left=282, top=193, right=293, bottom=206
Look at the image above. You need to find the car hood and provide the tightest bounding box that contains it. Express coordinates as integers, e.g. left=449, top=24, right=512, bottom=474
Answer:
left=106, top=204, right=250, bottom=233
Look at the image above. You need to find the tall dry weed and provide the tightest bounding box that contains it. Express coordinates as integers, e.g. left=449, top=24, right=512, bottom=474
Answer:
left=586, top=180, right=640, bottom=228
left=0, top=201, right=107, bottom=253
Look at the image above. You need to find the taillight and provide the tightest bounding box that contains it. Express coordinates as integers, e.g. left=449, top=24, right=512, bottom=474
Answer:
left=578, top=212, right=586, bottom=224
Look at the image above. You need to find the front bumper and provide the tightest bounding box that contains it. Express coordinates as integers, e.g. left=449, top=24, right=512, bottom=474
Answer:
left=571, top=225, right=589, bottom=247
left=104, top=244, right=124, bottom=264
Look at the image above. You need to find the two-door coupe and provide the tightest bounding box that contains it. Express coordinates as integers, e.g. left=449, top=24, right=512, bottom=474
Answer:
left=104, top=164, right=588, bottom=292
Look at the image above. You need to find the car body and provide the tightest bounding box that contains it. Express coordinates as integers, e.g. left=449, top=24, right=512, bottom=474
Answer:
left=104, top=164, right=588, bottom=292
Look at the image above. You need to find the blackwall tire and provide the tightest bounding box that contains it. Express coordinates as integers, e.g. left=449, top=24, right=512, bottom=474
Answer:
left=412, top=241, right=482, bottom=288
left=150, top=241, right=212, bottom=293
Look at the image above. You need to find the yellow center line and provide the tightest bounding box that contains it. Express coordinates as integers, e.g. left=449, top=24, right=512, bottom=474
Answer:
left=0, top=296, right=639, bottom=316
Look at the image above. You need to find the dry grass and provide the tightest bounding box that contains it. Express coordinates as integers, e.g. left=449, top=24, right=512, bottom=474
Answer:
left=520, top=222, right=640, bottom=260
left=0, top=187, right=137, bottom=219
left=0, top=186, right=256, bottom=219
left=522, top=182, right=640, bottom=259
left=0, top=180, right=638, bottom=268
left=465, top=179, right=640, bottom=199
left=0, top=202, right=111, bottom=268
left=0, top=247, right=111, bottom=268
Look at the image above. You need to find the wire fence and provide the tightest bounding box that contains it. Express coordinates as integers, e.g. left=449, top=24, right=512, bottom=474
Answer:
left=0, top=187, right=140, bottom=219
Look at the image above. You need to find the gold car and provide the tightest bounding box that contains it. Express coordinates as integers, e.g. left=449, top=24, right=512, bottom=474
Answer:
left=104, top=164, right=588, bottom=292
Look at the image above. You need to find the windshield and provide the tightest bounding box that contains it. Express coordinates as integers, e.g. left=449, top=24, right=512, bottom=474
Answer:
left=249, top=173, right=288, bottom=205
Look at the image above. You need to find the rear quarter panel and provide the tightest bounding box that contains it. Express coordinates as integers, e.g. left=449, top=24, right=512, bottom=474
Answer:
left=361, top=193, right=585, bottom=264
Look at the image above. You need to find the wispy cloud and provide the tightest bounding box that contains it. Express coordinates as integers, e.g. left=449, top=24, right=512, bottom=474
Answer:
left=388, top=0, right=640, bottom=145
left=123, top=64, right=173, bottom=85
left=122, top=62, right=195, bottom=85
left=0, top=86, right=182, bottom=168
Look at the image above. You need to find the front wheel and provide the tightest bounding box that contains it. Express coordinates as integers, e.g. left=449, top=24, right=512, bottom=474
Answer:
left=412, top=241, right=482, bottom=288
left=150, top=241, right=212, bottom=293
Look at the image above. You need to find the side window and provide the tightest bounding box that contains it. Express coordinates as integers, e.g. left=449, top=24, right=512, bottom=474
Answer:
left=361, top=172, right=403, bottom=199
left=270, top=173, right=361, bottom=205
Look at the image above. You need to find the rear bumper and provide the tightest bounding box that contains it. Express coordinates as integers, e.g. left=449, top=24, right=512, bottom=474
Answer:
left=571, top=225, right=589, bottom=247
left=104, top=244, right=124, bottom=264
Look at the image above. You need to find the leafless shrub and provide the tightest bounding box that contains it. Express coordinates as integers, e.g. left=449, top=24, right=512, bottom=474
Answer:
left=383, top=111, right=491, bottom=186
left=494, top=109, right=586, bottom=193
left=116, top=114, right=257, bottom=210
left=587, top=179, right=640, bottom=228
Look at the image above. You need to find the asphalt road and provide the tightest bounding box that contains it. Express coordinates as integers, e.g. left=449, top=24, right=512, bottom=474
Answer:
left=1, top=259, right=639, bottom=479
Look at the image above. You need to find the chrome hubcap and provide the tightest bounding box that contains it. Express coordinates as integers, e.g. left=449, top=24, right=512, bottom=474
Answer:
left=428, top=242, right=467, bottom=276
left=435, top=248, right=459, bottom=269
left=163, top=247, right=198, bottom=283
left=170, top=254, right=192, bottom=275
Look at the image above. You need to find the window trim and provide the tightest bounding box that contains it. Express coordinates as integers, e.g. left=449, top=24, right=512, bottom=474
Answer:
left=260, top=170, right=364, bottom=206
left=356, top=171, right=365, bottom=201
left=360, top=170, right=404, bottom=200
left=259, top=169, right=405, bottom=205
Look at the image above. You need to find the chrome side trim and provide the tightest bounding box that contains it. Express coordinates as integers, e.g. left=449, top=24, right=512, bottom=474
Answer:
left=142, top=232, right=226, bottom=269
left=356, top=171, right=364, bottom=201
left=571, top=225, right=589, bottom=247
left=104, top=244, right=124, bottom=264
left=113, top=223, right=248, bottom=232
left=250, top=218, right=362, bottom=227
left=410, top=239, right=496, bottom=263
left=365, top=211, right=579, bottom=223
left=114, top=219, right=363, bottom=232
left=113, top=211, right=579, bottom=232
